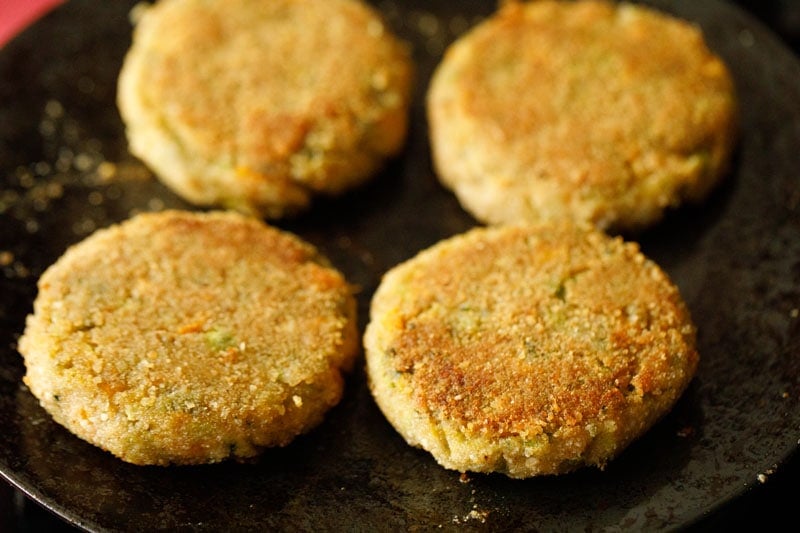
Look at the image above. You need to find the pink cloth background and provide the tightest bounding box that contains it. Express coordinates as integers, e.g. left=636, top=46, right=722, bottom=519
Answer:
left=0, top=0, right=63, bottom=47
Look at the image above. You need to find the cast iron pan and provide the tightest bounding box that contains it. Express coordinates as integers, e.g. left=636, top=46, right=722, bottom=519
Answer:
left=1, top=1, right=799, bottom=530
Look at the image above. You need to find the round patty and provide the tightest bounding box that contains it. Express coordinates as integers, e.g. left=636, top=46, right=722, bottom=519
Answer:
left=427, top=0, right=737, bottom=232
left=118, top=0, right=413, bottom=218
left=364, top=222, right=698, bottom=478
left=18, top=210, right=358, bottom=465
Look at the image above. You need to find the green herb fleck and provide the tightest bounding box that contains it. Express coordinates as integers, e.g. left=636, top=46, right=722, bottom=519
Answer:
left=205, top=328, right=236, bottom=351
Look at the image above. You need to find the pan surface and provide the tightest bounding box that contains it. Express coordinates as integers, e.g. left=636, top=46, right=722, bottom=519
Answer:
left=1, top=1, right=799, bottom=530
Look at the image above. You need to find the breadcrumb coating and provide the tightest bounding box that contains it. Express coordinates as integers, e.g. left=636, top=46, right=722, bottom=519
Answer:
left=365, top=222, right=698, bottom=477
left=19, top=210, right=358, bottom=465
left=427, top=0, right=737, bottom=231
left=118, top=0, right=413, bottom=218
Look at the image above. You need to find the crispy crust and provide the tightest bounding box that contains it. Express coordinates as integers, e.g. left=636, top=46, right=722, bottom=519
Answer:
left=118, top=0, right=413, bottom=218
left=364, top=222, right=698, bottom=477
left=18, top=210, right=358, bottom=465
left=427, top=0, right=738, bottom=231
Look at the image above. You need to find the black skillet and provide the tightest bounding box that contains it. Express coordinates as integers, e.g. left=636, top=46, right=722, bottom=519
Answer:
left=1, top=1, right=799, bottom=530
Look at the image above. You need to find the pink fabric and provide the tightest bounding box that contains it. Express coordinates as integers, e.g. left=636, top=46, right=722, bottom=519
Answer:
left=0, top=0, right=64, bottom=47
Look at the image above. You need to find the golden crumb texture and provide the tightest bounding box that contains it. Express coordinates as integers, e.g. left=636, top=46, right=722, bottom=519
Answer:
left=18, top=210, right=359, bottom=465
left=118, top=0, right=413, bottom=218
left=427, top=0, right=738, bottom=232
left=364, top=222, right=698, bottom=478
